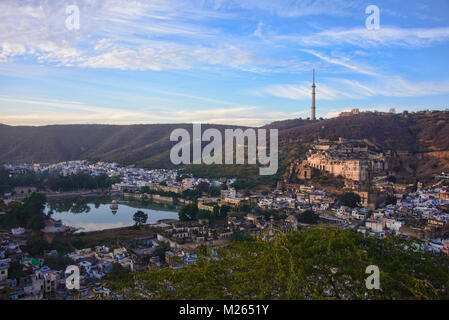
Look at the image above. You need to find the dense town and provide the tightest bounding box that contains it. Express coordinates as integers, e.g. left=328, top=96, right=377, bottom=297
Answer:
left=1, top=137, right=449, bottom=300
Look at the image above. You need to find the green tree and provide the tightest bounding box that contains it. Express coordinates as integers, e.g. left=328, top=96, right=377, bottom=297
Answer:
left=105, top=228, right=449, bottom=300
left=385, top=194, right=397, bottom=206
left=208, top=186, right=221, bottom=197
left=107, top=263, right=130, bottom=281
left=8, top=261, right=26, bottom=280
left=298, top=210, right=320, bottom=224
left=219, top=205, right=230, bottom=218
left=27, top=214, right=45, bottom=230
left=197, top=182, right=210, bottom=194
left=178, top=203, right=198, bottom=221
left=338, top=192, right=361, bottom=208
left=45, top=255, right=72, bottom=270
left=133, top=210, right=148, bottom=226
left=141, top=186, right=150, bottom=194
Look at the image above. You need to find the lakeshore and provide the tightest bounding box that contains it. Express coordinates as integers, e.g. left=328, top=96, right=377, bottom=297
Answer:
left=46, top=196, right=180, bottom=233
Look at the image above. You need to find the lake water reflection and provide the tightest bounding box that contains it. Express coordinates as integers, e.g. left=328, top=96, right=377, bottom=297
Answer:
left=45, top=196, right=179, bottom=232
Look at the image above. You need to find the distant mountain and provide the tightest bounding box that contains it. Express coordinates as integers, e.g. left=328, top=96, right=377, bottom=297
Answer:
left=1, top=110, right=448, bottom=182
left=0, top=123, right=245, bottom=168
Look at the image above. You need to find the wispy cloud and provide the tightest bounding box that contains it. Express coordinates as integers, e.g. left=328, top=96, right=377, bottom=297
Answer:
left=301, top=49, right=377, bottom=76
left=256, top=76, right=449, bottom=101
left=0, top=96, right=304, bottom=126
left=0, top=0, right=307, bottom=73
left=279, top=26, right=449, bottom=48
left=210, top=0, right=361, bottom=17
left=1, top=0, right=449, bottom=127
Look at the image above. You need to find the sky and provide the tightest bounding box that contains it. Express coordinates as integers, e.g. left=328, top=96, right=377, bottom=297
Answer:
left=0, top=0, right=448, bottom=127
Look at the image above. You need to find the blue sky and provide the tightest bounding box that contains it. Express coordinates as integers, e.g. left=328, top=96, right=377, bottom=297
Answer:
left=0, top=0, right=448, bottom=126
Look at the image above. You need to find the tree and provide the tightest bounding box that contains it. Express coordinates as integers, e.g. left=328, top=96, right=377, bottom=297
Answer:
left=197, top=182, right=210, bottom=194
left=338, top=192, right=361, bottom=208
left=8, top=261, right=25, bottom=280
left=385, top=194, right=397, bottom=206
left=219, top=205, right=230, bottom=218
left=178, top=203, right=198, bottom=221
left=108, top=263, right=130, bottom=281
left=153, top=242, right=170, bottom=262
left=141, top=186, right=150, bottom=194
left=25, top=237, right=49, bottom=256
left=0, top=193, right=47, bottom=229
left=133, top=211, right=148, bottom=226
left=0, top=167, right=11, bottom=194
left=105, top=228, right=449, bottom=300
left=387, top=175, right=397, bottom=183
left=27, top=214, right=45, bottom=230
left=298, top=210, right=319, bottom=224
left=208, top=186, right=221, bottom=197
left=45, top=255, right=72, bottom=270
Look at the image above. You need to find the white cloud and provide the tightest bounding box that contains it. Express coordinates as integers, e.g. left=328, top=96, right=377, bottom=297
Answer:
left=259, top=81, right=363, bottom=101
left=301, top=49, right=377, bottom=76
left=257, top=76, right=449, bottom=101
left=280, top=26, right=449, bottom=48
left=0, top=0, right=301, bottom=73
left=0, top=96, right=303, bottom=127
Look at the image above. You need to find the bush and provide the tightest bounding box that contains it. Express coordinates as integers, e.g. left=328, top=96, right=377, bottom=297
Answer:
left=298, top=210, right=319, bottom=224
left=338, top=192, right=361, bottom=208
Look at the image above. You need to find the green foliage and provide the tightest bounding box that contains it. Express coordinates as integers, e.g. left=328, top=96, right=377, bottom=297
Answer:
left=27, top=214, right=45, bottom=230
left=218, top=205, right=230, bottom=218
left=73, top=237, right=86, bottom=249
left=181, top=189, right=200, bottom=200
left=231, top=179, right=257, bottom=191
left=44, top=255, right=72, bottom=271
left=153, top=242, right=170, bottom=262
left=298, top=210, right=319, bottom=224
left=50, top=241, right=72, bottom=255
left=338, top=192, right=361, bottom=208
left=8, top=261, right=26, bottom=280
left=207, top=186, right=221, bottom=197
left=197, top=182, right=210, bottom=195
left=46, top=173, right=119, bottom=192
left=387, top=175, right=397, bottom=183
left=178, top=203, right=198, bottom=221
left=0, top=192, right=47, bottom=229
left=106, top=228, right=449, bottom=300
left=107, top=263, right=130, bottom=281
left=140, top=186, right=150, bottom=194
left=231, top=232, right=254, bottom=242
left=239, top=204, right=251, bottom=213
left=24, top=237, right=49, bottom=256
left=0, top=167, right=12, bottom=194
left=0, top=168, right=47, bottom=194
left=133, top=210, right=148, bottom=226
left=385, top=194, right=397, bottom=206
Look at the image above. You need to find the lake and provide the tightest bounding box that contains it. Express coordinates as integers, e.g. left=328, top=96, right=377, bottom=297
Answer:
left=45, top=196, right=179, bottom=232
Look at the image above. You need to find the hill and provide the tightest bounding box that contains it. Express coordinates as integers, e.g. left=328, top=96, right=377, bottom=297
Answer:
left=0, top=123, right=244, bottom=168
left=1, top=110, right=449, bottom=183
left=105, top=227, right=449, bottom=300
left=274, top=110, right=449, bottom=183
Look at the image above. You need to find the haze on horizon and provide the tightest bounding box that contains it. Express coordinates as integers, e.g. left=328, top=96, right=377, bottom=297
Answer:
left=0, top=0, right=448, bottom=127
